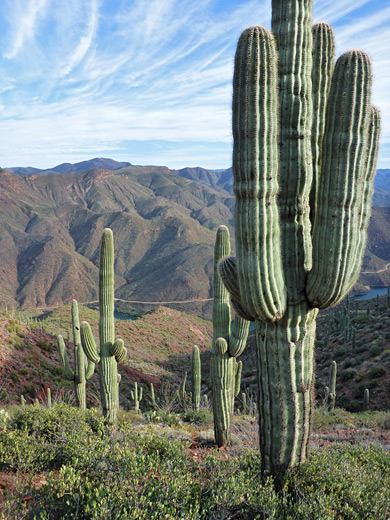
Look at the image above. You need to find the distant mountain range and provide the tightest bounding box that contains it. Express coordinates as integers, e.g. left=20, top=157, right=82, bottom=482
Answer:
left=7, top=158, right=389, bottom=207
left=0, top=159, right=389, bottom=311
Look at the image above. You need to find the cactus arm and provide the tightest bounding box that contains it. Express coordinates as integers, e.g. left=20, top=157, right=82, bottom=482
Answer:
left=310, top=22, right=335, bottom=218
left=110, top=337, right=127, bottom=363
left=233, top=27, right=286, bottom=321
left=234, top=360, right=242, bottom=397
left=139, top=387, right=143, bottom=401
left=307, top=51, right=374, bottom=308
left=80, top=322, right=100, bottom=363
left=57, top=335, right=74, bottom=381
left=229, top=316, right=250, bottom=358
left=272, top=0, right=313, bottom=301
left=349, top=106, right=381, bottom=282
left=212, top=226, right=231, bottom=344
left=191, top=345, right=201, bottom=412
left=218, top=256, right=253, bottom=321
left=85, top=359, right=95, bottom=380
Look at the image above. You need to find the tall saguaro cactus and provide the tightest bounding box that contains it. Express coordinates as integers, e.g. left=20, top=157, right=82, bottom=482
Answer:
left=80, top=229, right=127, bottom=424
left=219, top=0, right=380, bottom=483
left=211, top=225, right=250, bottom=447
left=57, top=299, right=95, bottom=409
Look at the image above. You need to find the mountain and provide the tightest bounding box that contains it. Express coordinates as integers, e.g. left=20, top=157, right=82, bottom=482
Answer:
left=0, top=166, right=234, bottom=312
left=7, top=158, right=132, bottom=176
left=0, top=161, right=389, bottom=312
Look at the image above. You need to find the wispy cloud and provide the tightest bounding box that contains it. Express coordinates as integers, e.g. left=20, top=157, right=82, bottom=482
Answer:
left=4, top=0, right=48, bottom=60
left=60, top=0, right=99, bottom=77
left=0, top=0, right=388, bottom=169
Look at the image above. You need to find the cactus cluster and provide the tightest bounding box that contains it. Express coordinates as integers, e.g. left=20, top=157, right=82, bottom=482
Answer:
left=211, top=225, right=250, bottom=447
left=219, top=0, right=380, bottom=481
left=57, top=299, right=95, bottom=409
left=80, top=229, right=127, bottom=424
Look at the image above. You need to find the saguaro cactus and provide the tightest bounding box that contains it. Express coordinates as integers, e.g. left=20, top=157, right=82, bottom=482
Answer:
left=219, top=0, right=380, bottom=482
left=80, top=229, right=127, bottom=424
left=191, top=345, right=201, bottom=411
left=57, top=299, right=95, bottom=409
left=326, top=361, right=337, bottom=410
left=131, top=382, right=143, bottom=413
left=363, top=388, right=370, bottom=411
left=211, top=225, right=250, bottom=447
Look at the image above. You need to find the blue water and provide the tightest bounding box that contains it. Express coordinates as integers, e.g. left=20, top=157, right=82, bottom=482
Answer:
left=351, top=286, right=389, bottom=301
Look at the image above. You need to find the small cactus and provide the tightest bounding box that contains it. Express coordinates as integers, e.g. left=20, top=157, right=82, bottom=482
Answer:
left=328, top=361, right=337, bottom=410
left=149, top=382, right=156, bottom=408
left=57, top=299, right=95, bottom=409
left=363, top=388, right=370, bottom=411
left=131, top=382, right=143, bottom=413
left=191, top=346, right=201, bottom=411
left=47, top=388, right=52, bottom=409
left=20, top=395, right=26, bottom=406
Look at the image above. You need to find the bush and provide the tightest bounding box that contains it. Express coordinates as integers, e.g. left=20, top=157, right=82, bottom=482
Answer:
left=181, top=408, right=213, bottom=425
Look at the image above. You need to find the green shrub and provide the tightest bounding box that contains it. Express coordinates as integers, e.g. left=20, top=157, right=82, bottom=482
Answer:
left=181, top=409, right=213, bottom=426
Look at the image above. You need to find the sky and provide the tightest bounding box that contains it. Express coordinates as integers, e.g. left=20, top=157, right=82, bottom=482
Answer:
left=0, top=0, right=389, bottom=171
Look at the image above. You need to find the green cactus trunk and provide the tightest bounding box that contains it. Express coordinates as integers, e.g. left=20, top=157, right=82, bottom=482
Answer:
left=80, top=229, right=127, bottom=425
left=191, top=346, right=201, bottom=412
left=220, top=0, right=380, bottom=483
left=211, top=226, right=250, bottom=447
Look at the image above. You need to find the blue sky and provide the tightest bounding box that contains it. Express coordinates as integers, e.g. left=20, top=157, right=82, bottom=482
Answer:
left=0, top=0, right=389, bottom=170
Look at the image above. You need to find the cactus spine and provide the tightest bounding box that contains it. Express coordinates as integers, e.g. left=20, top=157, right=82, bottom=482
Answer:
left=57, top=299, right=95, bottom=409
left=211, top=226, right=250, bottom=447
left=191, top=346, right=201, bottom=411
left=221, top=0, right=380, bottom=482
left=131, top=382, right=143, bottom=413
left=80, top=229, right=127, bottom=424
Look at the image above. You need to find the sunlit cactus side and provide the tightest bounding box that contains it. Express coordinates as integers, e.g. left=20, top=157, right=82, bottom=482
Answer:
left=220, top=0, right=380, bottom=484
left=191, top=345, right=201, bottom=411
left=211, top=226, right=250, bottom=447
left=20, top=395, right=26, bottom=406
left=80, top=229, right=128, bottom=424
left=363, top=388, right=370, bottom=411
left=131, top=382, right=143, bottom=413
left=57, top=299, right=95, bottom=410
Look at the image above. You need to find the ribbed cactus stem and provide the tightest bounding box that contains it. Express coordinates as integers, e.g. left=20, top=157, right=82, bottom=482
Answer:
left=20, top=395, right=26, bottom=406
left=80, top=229, right=127, bottom=424
left=191, top=346, right=201, bottom=412
left=233, top=27, right=286, bottom=321
left=211, top=226, right=250, bottom=446
left=310, top=22, right=335, bottom=219
left=329, top=361, right=337, bottom=410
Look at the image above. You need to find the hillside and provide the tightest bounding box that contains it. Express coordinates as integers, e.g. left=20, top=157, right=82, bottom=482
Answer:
left=0, top=162, right=389, bottom=311
left=0, top=166, right=234, bottom=313
left=0, top=304, right=212, bottom=408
